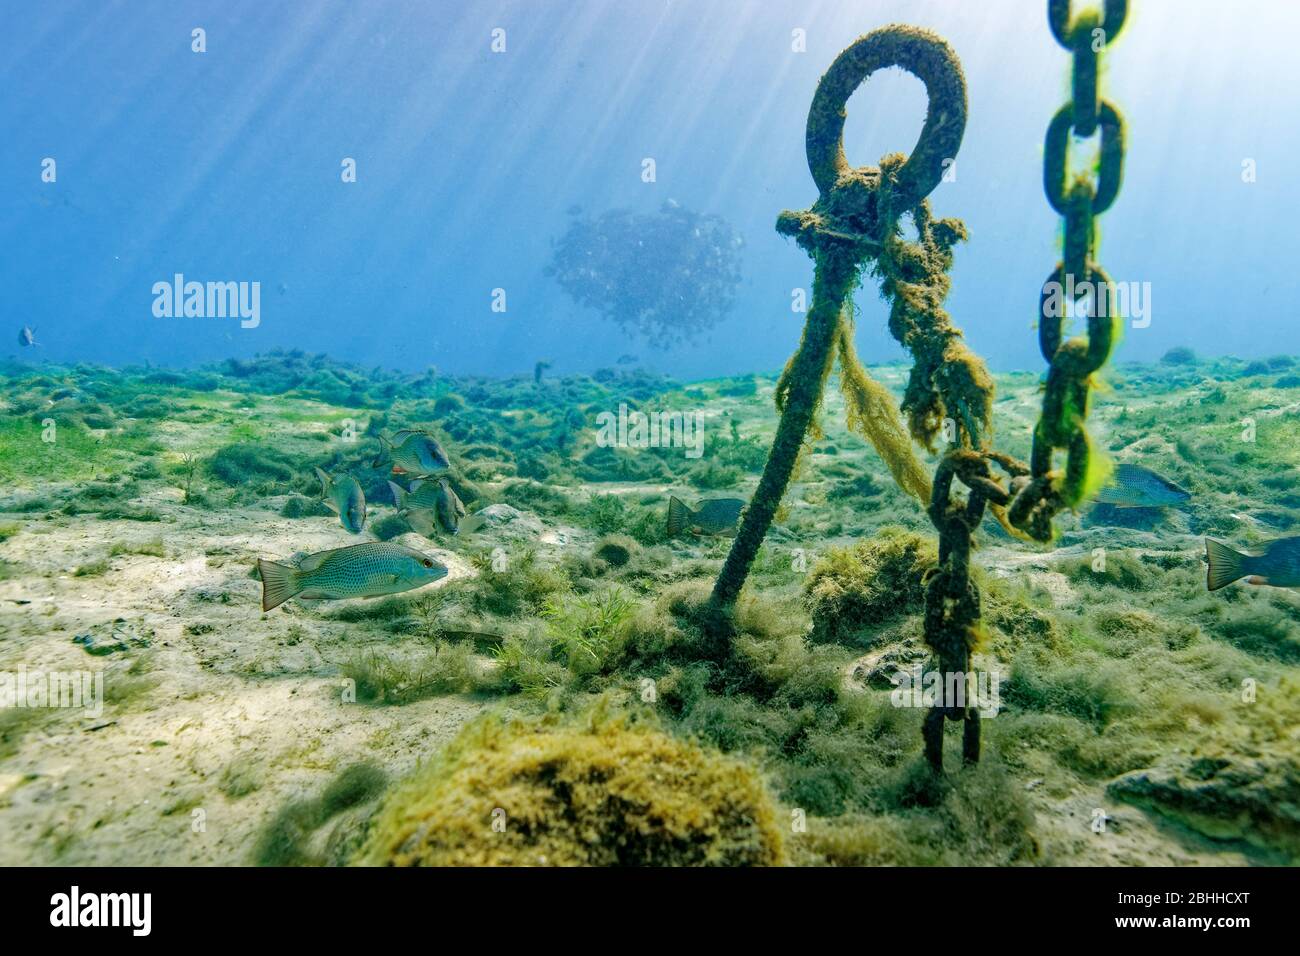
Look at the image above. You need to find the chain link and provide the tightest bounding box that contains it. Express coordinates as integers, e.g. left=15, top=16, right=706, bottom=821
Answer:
left=1008, top=1, right=1127, bottom=543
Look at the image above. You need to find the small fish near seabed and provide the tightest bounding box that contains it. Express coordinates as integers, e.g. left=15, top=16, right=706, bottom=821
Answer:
left=373, top=429, right=451, bottom=477
left=314, top=467, right=366, bottom=534
left=1094, top=463, right=1192, bottom=508
left=257, top=541, right=448, bottom=611
left=1205, top=536, right=1300, bottom=591
left=17, top=326, right=39, bottom=348
left=667, top=496, right=746, bottom=537
left=388, top=477, right=480, bottom=536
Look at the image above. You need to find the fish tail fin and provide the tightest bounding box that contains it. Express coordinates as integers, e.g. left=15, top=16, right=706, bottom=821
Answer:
left=258, top=558, right=301, bottom=612
left=371, top=434, right=392, bottom=468
left=406, top=510, right=436, bottom=536
left=1205, top=538, right=1249, bottom=591
left=667, top=496, right=692, bottom=537
left=387, top=480, right=407, bottom=509
left=314, top=466, right=332, bottom=492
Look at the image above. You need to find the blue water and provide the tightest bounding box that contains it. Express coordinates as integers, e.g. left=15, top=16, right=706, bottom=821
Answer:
left=3, top=0, right=1296, bottom=379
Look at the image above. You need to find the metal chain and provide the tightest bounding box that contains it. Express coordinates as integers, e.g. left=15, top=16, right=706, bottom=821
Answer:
left=1008, top=0, right=1127, bottom=542
left=713, top=12, right=1127, bottom=774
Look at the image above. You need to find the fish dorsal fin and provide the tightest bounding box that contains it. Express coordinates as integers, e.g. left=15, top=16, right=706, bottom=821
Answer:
left=295, top=551, right=330, bottom=573
left=314, top=466, right=332, bottom=491
left=392, top=429, right=423, bottom=442
left=1153, top=471, right=1188, bottom=494
left=387, top=480, right=407, bottom=507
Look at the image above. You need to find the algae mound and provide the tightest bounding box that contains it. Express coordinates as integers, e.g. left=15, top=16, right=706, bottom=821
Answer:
left=358, top=714, right=786, bottom=866
left=1107, top=678, right=1300, bottom=856
left=804, top=528, right=937, bottom=646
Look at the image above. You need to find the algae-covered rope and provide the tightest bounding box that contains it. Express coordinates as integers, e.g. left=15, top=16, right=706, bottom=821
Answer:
left=1008, top=0, right=1127, bottom=541
left=710, top=25, right=965, bottom=609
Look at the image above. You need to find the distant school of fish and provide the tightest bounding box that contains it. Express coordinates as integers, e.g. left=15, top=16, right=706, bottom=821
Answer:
left=253, top=423, right=1292, bottom=611
left=16, top=314, right=1290, bottom=601
left=257, top=418, right=753, bottom=610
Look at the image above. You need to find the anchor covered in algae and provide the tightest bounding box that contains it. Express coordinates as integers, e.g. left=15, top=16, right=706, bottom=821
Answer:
left=710, top=18, right=1125, bottom=771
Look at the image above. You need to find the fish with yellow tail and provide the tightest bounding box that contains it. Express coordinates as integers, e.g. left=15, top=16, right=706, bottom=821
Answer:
left=666, top=496, right=745, bottom=537
left=1205, top=536, right=1300, bottom=591
left=314, top=467, right=366, bottom=533
left=257, top=542, right=447, bottom=611
left=373, top=429, right=450, bottom=477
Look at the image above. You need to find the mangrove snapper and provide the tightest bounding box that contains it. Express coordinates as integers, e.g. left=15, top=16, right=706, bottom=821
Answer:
left=1205, top=536, right=1300, bottom=591
left=389, top=477, right=467, bottom=535
left=373, top=429, right=450, bottom=477
left=667, top=496, right=745, bottom=537
left=1094, top=463, right=1191, bottom=508
left=257, top=542, right=448, bottom=611
left=315, top=467, right=366, bottom=534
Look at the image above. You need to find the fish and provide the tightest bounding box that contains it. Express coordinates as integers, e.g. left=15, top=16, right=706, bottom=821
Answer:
left=17, top=326, right=39, bottom=347
left=1205, top=536, right=1300, bottom=591
left=388, top=477, right=472, bottom=535
left=257, top=542, right=448, bottom=612
left=1094, top=463, right=1191, bottom=508
left=314, top=467, right=366, bottom=534
left=667, top=496, right=746, bottom=537
left=616, top=354, right=639, bottom=365
left=373, top=429, right=451, bottom=477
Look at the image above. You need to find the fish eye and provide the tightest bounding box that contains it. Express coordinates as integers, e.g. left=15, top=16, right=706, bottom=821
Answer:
left=422, top=559, right=433, bottom=568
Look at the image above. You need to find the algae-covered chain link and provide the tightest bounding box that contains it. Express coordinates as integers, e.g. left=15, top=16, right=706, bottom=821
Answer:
left=1011, top=0, right=1128, bottom=541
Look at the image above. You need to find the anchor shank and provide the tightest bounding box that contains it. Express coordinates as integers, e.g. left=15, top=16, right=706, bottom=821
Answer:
left=711, top=252, right=858, bottom=607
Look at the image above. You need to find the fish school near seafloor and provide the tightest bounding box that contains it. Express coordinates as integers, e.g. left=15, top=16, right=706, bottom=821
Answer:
left=256, top=425, right=468, bottom=611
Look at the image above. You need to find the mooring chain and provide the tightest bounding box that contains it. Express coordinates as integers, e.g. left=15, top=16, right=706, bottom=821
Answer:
left=1008, top=0, right=1127, bottom=542
left=714, top=16, right=1125, bottom=773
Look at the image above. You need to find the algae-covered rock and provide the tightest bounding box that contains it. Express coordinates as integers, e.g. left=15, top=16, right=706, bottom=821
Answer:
left=357, top=715, right=786, bottom=866
left=593, top=534, right=639, bottom=568
left=804, top=528, right=937, bottom=646
left=1107, top=680, right=1300, bottom=858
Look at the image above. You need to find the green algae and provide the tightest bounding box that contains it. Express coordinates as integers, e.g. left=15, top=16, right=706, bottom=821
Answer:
left=356, top=712, right=785, bottom=867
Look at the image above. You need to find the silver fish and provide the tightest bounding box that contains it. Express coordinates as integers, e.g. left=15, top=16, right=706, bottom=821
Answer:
left=1094, top=463, right=1191, bottom=508
left=314, top=467, right=366, bottom=534
left=257, top=541, right=447, bottom=611
left=667, top=496, right=745, bottom=537
left=374, top=429, right=450, bottom=477
left=17, top=326, right=38, bottom=348
left=389, top=477, right=467, bottom=535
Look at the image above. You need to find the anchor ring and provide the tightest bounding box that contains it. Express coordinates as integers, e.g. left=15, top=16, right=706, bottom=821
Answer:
left=805, top=25, right=967, bottom=210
